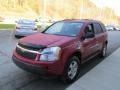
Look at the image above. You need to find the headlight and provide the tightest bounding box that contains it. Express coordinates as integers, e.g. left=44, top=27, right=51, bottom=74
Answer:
left=40, top=47, right=61, bottom=61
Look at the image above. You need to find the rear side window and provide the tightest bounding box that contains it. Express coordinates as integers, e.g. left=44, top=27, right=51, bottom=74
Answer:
left=100, top=23, right=107, bottom=32
left=94, top=23, right=103, bottom=34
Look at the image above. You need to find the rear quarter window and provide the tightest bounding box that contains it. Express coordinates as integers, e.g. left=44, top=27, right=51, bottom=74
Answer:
left=100, top=23, right=107, bottom=32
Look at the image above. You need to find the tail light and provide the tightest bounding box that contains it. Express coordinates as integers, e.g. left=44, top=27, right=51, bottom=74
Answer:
left=16, top=25, right=20, bottom=29
left=33, top=28, right=37, bottom=31
left=16, top=27, right=20, bottom=29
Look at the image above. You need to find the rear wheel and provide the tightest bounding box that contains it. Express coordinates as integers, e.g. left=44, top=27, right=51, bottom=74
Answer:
left=15, top=35, right=20, bottom=38
left=61, top=56, right=80, bottom=83
left=15, top=35, right=22, bottom=38
left=100, top=44, right=107, bottom=57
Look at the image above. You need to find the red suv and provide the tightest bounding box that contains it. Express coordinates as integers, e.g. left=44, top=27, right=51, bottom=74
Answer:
left=12, top=19, right=108, bottom=83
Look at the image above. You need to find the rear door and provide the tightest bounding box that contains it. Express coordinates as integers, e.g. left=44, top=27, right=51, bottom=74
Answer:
left=93, top=23, right=105, bottom=51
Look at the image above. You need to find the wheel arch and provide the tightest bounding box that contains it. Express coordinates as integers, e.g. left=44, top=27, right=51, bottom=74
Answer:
left=105, top=40, right=108, bottom=45
left=68, top=51, right=82, bottom=64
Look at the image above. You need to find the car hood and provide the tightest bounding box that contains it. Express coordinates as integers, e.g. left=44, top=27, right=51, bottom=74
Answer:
left=19, top=33, right=75, bottom=47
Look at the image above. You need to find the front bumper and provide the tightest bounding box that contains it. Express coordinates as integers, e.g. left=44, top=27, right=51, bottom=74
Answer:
left=12, top=49, right=64, bottom=75
left=12, top=56, right=47, bottom=75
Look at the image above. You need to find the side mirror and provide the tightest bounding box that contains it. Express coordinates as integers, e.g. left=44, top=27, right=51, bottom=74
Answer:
left=85, top=32, right=95, bottom=38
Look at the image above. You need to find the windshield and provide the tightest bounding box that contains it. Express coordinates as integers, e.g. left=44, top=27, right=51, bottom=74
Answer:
left=43, top=22, right=83, bottom=36
left=18, top=19, right=35, bottom=25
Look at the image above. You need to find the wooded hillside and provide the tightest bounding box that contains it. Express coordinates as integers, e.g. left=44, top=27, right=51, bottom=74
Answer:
left=0, top=0, right=119, bottom=25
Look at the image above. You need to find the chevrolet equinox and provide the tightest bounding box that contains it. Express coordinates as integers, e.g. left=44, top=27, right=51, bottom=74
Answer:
left=12, top=19, right=108, bottom=83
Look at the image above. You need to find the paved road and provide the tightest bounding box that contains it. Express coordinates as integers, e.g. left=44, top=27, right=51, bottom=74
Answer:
left=0, top=30, right=120, bottom=90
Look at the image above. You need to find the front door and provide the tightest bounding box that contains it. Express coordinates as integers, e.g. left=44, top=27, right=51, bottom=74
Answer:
left=81, top=23, right=98, bottom=63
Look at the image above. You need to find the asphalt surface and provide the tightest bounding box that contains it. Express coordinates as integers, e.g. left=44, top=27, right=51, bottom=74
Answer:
left=0, top=30, right=120, bottom=90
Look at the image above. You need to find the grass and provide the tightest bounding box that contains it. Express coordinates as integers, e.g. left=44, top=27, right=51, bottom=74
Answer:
left=0, top=23, right=42, bottom=30
left=0, top=23, right=51, bottom=30
left=0, top=23, right=16, bottom=30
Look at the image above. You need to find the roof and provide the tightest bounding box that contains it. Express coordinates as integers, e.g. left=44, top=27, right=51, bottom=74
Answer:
left=61, top=19, right=102, bottom=23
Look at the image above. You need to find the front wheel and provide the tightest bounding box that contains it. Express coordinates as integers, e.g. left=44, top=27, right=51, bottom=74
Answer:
left=61, top=56, right=80, bottom=83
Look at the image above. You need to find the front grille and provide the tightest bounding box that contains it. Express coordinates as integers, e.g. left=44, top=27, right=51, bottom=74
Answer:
left=16, top=47, right=37, bottom=60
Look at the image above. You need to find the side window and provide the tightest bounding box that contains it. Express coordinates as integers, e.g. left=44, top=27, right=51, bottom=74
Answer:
left=85, top=24, right=94, bottom=34
left=100, top=23, right=106, bottom=32
left=94, top=23, right=103, bottom=34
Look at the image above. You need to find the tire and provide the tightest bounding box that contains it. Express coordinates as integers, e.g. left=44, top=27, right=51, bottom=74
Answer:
left=61, top=56, right=80, bottom=83
left=15, top=35, right=19, bottom=38
left=15, top=35, right=22, bottom=38
left=99, top=44, right=107, bottom=58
